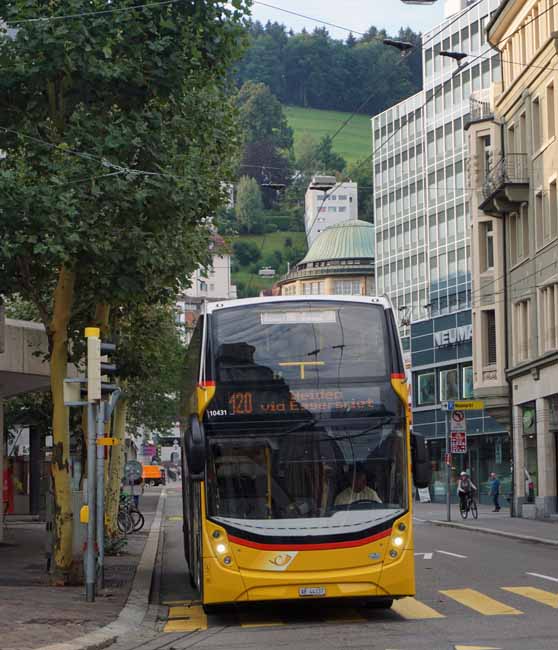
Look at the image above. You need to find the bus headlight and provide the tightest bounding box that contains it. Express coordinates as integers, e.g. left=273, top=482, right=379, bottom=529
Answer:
left=216, top=543, right=227, bottom=554
left=392, top=536, right=404, bottom=548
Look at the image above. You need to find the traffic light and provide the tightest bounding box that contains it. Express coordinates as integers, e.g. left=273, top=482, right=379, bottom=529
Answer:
left=85, top=328, right=118, bottom=401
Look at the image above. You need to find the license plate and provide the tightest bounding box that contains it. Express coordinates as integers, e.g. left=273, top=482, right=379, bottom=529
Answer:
left=299, top=587, right=326, bottom=597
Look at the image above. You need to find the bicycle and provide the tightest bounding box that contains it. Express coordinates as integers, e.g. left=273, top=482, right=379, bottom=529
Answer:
left=118, top=493, right=145, bottom=534
left=459, top=491, right=478, bottom=520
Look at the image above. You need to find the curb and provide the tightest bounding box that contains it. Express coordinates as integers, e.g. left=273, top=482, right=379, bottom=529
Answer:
left=38, top=488, right=167, bottom=650
left=429, top=519, right=558, bottom=546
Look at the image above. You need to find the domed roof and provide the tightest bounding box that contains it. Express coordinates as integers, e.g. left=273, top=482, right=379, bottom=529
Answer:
left=301, top=219, right=375, bottom=265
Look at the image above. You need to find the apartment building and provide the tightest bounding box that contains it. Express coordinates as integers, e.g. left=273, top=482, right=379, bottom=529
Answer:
left=372, top=0, right=507, bottom=504
left=304, top=181, right=358, bottom=246
left=468, top=0, right=558, bottom=519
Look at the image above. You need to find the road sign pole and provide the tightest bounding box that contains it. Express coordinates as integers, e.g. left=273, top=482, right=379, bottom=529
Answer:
left=86, top=402, right=97, bottom=603
left=96, top=401, right=105, bottom=590
left=446, top=409, right=451, bottom=522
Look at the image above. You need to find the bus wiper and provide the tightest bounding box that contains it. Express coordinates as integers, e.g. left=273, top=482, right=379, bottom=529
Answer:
left=307, top=349, right=320, bottom=356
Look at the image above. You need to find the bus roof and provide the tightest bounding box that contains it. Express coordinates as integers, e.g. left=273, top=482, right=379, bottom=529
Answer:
left=204, top=295, right=393, bottom=315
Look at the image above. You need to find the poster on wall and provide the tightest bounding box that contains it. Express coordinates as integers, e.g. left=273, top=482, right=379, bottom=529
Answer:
left=418, top=372, right=435, bottom=406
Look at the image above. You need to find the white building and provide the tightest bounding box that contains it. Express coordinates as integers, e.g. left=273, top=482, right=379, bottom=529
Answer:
left=176, top=233, right=237, bottom=343
left=305, top=181, right=358, bottom=246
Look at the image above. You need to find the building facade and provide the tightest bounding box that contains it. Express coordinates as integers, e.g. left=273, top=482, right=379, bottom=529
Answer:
left=305, top=182, right=358, bottom=246
left=372, top=0, right=507, bottom=502
left=176, top=233, right=237, bottom=343
left=468, top=0, right=558, bottom=518
left=278, top=220, right=375, bottom=297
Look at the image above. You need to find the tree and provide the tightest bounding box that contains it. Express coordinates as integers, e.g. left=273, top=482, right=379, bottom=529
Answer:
left=237, top=81, right=294, bottom=150
left=314, top=136, right=347, bottom=174
left=0, top=0, right=248, bottom=582
left=233, top=241, right=262, bottom=267
left=235, top=176, right=265, bottom=234
left=347, top=160, right=374, bottom=223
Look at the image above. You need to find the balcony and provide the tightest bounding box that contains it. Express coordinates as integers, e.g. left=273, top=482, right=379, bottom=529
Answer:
left=467, top=90, right=493, bottom=126
left=480, top=154, right=529, bottom=214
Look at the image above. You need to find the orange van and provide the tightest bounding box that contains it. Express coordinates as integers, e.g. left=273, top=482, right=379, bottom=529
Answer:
left=142, top=465, right=166, bottom=486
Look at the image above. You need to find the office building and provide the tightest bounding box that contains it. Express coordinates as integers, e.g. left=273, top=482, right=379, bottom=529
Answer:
left=372, top=0, right=506, bottom=503
left=468, top=0, right=558, bottom=518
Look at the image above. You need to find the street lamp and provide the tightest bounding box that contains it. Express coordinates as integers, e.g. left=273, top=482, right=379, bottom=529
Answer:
left=383, top=38, right=414, bottom=52
left=440, top=50, right=469, bottom=63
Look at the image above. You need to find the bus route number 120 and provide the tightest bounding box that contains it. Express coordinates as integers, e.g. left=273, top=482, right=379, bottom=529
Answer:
left=228, top=391, right=254, bottom=416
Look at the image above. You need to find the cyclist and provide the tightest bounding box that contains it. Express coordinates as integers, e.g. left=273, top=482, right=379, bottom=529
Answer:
left=457, top=471, right=477, bottom=512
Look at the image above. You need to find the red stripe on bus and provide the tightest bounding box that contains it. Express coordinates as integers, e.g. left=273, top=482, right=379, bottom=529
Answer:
left=391, top=373, right=405, bottom=379
left=228, top=529, right=392, bottom=551
left=199, top=381, right=216, bottom=387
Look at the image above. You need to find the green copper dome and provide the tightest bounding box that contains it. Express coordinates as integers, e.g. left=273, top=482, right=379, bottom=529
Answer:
left=301, top=219, right=375, bottom=264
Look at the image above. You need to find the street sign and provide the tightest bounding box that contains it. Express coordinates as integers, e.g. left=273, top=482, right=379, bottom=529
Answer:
left=96, top=437, right=120, bottom=446
left=450, top=410, right=466, bottom=432
left=452, top=400, right=484, bottom=411
left=124, top=460, right=142, bottom=483
left=450, top=431, right=467, bottom=454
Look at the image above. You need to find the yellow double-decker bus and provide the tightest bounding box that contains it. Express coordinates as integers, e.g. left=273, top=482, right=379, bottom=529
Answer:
left=181, top=296, right=430, bottom=611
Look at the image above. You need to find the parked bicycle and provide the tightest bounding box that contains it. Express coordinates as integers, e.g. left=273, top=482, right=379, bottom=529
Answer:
left=459, top=491, right=478, bottom=520
left=118, top=493, right=145, bottom=534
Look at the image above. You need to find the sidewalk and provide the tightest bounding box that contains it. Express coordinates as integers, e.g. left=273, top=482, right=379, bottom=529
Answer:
left=0, top=489, right=162, bottom=650
left=414, top=501, right=558, bottom=546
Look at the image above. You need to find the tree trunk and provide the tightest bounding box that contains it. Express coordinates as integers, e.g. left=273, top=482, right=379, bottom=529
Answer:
left=49, top=266, right=76, bottom=583
left=105, top=396, right=128, bottom=540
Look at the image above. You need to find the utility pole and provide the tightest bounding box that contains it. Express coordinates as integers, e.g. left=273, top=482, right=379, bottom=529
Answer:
left=96, top=400, right=106, bottom=590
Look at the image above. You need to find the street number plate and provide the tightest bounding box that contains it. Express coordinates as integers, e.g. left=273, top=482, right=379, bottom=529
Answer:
left=299, top=587, right=326, bottom=597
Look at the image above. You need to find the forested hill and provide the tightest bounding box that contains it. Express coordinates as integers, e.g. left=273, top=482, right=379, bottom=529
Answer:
left=236, top=22, right=423, bottom=116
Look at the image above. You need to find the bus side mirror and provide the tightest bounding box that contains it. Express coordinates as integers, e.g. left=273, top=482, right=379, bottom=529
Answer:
left=411, top=433, right=431, bottom=489
left=186, top=415, right=206, bottom=480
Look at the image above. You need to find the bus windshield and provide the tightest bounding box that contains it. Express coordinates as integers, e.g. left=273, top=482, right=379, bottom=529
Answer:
left=206, top=417, right=407, bottom=538
left=212, top=301, right=389, bottom=386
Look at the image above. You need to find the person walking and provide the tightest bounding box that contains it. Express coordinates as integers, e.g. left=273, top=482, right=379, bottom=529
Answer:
left=489, top=472, right=501, bottom=512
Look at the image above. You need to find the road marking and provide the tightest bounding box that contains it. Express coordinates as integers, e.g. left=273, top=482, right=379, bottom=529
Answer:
left=162, top=599, right=199, bottom=605
left=454, top=646, right=501, bottom=650
left=164, top=605, right=208, bottom=632
left=440, top=589, right=522, bottom=616
left=391, top=597, right=445, bottom=619
left=414, top=552, right=434, bottom=560
left=167, top=515, right=183, bottom=521
left=526, top=572, right=558, bottom=583
left=503, top=586, right=558, bottom=608
left=436, top=550, right=468, bottom=559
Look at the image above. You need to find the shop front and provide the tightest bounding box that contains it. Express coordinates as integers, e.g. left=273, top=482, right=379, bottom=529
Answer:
left=411, top=311, right=511, bottom=504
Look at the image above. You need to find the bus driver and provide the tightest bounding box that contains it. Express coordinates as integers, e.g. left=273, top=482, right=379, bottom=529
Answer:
left=335, top=466, right=382, bottom=506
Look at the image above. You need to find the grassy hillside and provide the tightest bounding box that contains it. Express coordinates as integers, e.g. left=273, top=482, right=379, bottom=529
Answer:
left=285, top=106, right=372, bottom=165
left=231, top=231, right=308, bottom=296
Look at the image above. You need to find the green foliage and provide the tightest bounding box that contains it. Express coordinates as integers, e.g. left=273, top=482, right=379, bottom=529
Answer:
left=313, top=135, right=347, bottom=174
left=237, top=81, right=294, bottom=150
left=347, top=160, right=374, bottom=223
left=0, top=0, right=250, bottom=333
left=286, top=106, right=372, bottom=165
left=237, top=22, right=420, bottom=116
left=233, top=240, right=262, bottom=266
left=120, top=305, right=185, bottom=436
left=235, top=176, right=265, bottom=234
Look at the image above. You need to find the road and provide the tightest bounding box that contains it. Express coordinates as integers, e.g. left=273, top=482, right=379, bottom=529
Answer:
left=124, top=485, right=558, bottom=650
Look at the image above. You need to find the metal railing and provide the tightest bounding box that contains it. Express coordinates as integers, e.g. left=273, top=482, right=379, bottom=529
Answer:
left=483, top=154, right=529, bottom=201
left=469, top=90, right=493, bottom=123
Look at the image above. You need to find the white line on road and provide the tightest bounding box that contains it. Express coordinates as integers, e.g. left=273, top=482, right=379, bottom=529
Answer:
left=526, top=572, right=558, bottom=583
left=414, top=552, right=434, bottom=560
left=436, top=550, right=468, bottom=559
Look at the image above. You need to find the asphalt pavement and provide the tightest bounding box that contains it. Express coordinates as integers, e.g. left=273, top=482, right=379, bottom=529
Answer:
left=114, top=485, right=558, bottom=650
